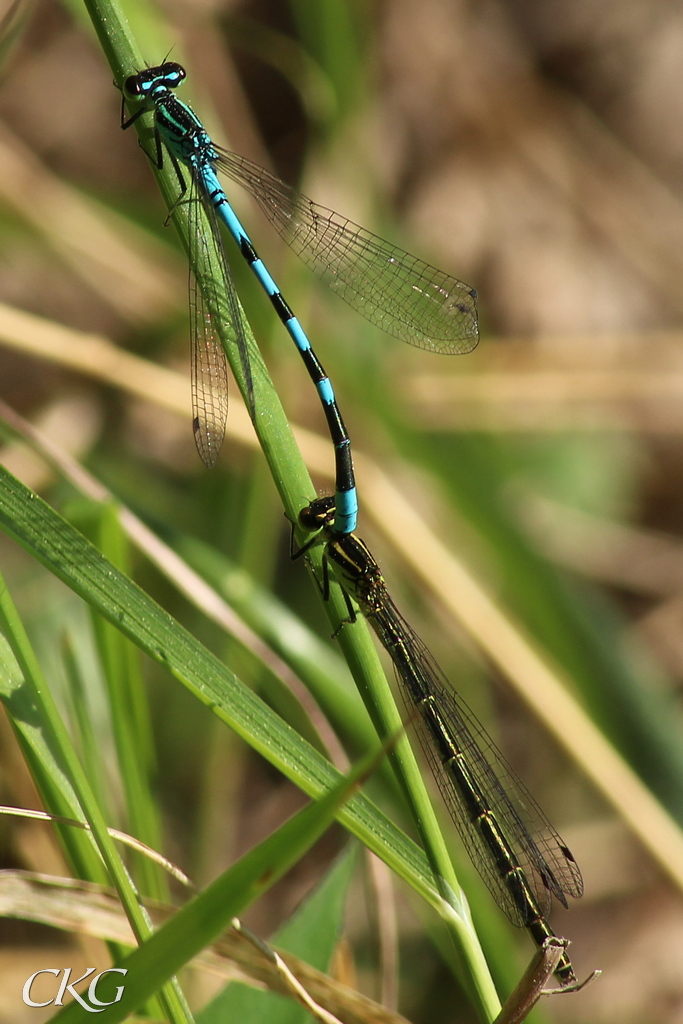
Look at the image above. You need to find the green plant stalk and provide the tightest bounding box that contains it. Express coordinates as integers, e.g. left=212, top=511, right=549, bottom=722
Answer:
left=76, top=0, right=500, bottom=1016
left=91, top=503, right=166, bottom=901
left=84, top=0, right=314, bottom=529
left=61, top=633, right=109, bottom=822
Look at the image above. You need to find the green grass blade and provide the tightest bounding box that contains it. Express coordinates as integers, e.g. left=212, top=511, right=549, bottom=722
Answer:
left=0, top=466, right=421, bottom=888
left=199, top=845, right=357, bottom=1023
left=49, top=742, right=380, bottom=1022
left=0, top=564, right=189, bottom=1022
left=86, top=502, right=166, bottom=899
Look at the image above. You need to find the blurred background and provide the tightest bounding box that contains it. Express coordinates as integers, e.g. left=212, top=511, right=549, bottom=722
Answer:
left=0, top=0, right=683, bottom=1021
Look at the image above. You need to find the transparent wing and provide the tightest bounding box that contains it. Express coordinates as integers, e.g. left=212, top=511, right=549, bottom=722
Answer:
left=215, top=150, right=479, bottom=354
left=187, top=178, right=229, bottom=467
left=373, top=602, right=583, bottom=925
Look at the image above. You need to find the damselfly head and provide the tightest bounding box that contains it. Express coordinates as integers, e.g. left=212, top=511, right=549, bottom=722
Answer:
left=299, top=496, right=335, bottom=530
left=123, top=62, right=187, bottom=100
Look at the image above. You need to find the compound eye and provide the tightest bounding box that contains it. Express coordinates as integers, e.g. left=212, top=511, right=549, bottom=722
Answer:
left=164, top=62, right=187, bottom=87
left=123, top=74, right=143, bottom=97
